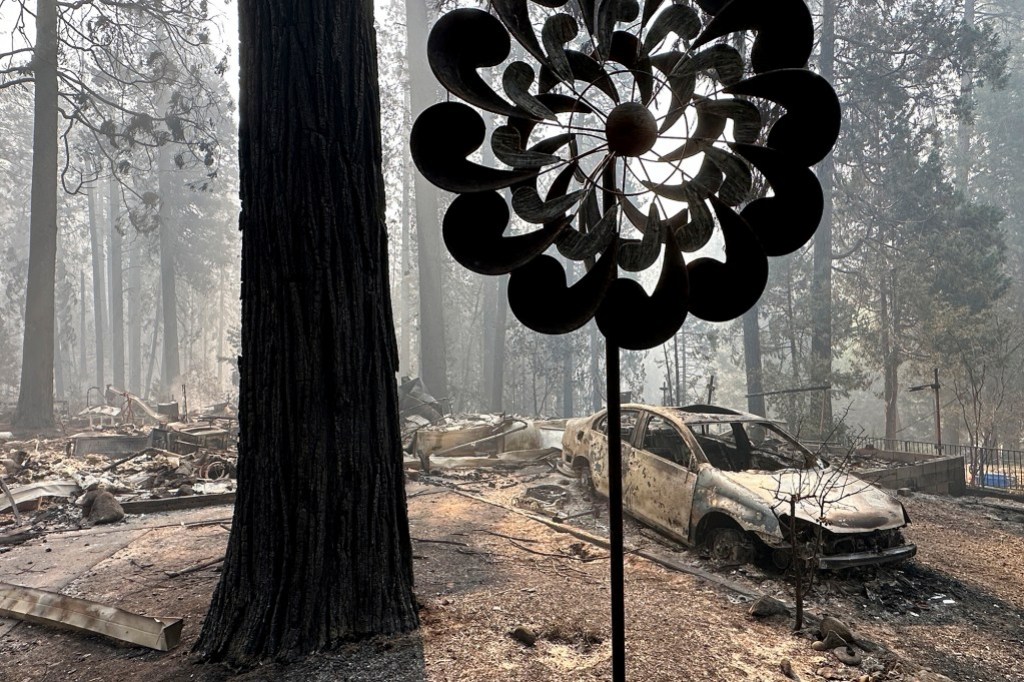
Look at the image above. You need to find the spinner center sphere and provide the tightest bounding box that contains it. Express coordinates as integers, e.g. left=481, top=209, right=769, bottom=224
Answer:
left=604, top=102, right=658, bottom=157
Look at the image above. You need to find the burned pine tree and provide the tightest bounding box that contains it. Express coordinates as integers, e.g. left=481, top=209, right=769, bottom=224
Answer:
left=194, top=0, right=417, bottom=664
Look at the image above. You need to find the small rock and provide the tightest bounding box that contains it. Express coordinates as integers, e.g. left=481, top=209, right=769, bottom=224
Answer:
left=748, top=595, right=790, bottom=618
left=87, top=491, right=125, bottom=524
left=510, top=625, right=537, bottom=647
left=177, top=484, right=194, bottom=497
left=897, top=488, right=914, bottom=497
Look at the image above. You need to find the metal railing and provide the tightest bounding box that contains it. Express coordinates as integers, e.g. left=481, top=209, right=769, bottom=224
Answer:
left=848, top=435, right=1024, bottom=493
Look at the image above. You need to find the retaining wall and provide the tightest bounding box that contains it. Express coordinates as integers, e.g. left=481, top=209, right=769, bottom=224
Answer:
left=861, top=455, right=966, bottom=496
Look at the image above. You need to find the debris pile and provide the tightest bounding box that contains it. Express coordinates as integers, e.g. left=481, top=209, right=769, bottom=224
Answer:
left=0, top=411, right=238, bottom=542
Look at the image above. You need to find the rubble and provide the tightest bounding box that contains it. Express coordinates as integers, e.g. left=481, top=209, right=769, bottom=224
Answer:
left=1, top=402, right=238, bottom=537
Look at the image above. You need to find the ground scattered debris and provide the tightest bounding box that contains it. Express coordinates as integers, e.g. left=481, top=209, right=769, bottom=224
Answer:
left=0, top=401, right=238, bottom=550
left=0, top=582, right=182, bottom=651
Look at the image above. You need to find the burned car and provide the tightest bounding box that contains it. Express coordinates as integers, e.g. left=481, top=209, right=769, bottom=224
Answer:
left=560, top=404, right=916, bottom=569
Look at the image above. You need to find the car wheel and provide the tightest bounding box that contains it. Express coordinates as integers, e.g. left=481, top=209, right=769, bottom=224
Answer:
left=708, top=527, right=755, bottom=566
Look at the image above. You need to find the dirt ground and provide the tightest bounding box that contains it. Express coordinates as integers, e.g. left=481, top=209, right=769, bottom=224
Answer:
left=1, top=463, right=1022, bottom=682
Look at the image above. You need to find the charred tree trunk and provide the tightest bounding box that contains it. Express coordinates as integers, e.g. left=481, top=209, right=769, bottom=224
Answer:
left=88, top=185, right=107, bottom=391
left=195, top=0, right=417, bottom=664
left=742, top=305, right=766, bottom=417
left=406, top=0, right=447, bottom=401
left=14, top=0, right=59, bottom=428
left=109, top=175, right=125, bottom=389
left=809, top=0, right=835, bottom=431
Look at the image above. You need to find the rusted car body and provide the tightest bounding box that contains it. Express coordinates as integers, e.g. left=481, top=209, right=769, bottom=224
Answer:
left=560, top=404, right=916, bottom=569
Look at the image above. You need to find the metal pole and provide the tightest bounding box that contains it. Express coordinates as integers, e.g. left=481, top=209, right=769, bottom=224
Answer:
left=933, top=368, right=942, bottom=455
left=605, top=341, right=625, bottom=682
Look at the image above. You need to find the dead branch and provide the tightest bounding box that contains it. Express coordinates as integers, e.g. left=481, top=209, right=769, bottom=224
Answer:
left=164, top=556, right=224, bottom=578
left=411, top=537, right=469, bottom=547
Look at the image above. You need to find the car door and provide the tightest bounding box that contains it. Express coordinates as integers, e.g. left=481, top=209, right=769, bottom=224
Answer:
left=585, top=409, right=640, bottom=496
left=623, top=412, right=700, bottom=543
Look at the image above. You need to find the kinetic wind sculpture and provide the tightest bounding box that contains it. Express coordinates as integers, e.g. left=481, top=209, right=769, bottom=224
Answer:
left=411, top=0, right=839, bottom=678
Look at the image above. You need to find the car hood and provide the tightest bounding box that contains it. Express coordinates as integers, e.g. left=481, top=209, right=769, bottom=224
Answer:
left=718, top=468, right=907, bottom=532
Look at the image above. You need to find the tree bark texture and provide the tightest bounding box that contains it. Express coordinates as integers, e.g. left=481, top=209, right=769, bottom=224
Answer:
left=809, top=0, right=835, bottom=432
left=406, top=0, right=447, bottom=401
left=15, top=0, right=59, bottom=428
left=195, top=0, right=418, bottom=664
left=109, top=174, right=125, bottom=389
left=88, top=185, right=107, bottom=390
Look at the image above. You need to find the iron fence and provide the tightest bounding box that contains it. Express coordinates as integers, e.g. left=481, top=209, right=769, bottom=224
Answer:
left=847, top=435, right=1024, bottom=494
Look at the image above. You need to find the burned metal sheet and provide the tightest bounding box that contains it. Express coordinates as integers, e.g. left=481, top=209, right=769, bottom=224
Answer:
left=0, top=480, right=81, bottom=514
left=0, top=582, right=182, bottom=651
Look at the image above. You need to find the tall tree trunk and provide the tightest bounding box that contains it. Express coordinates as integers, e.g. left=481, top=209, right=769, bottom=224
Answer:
left=79, top=269, right=88, bottom=384
left=590, top=321, right=602, bottom=411
left=809, top=0, right=835, bottom=432
left=54, top=313, right=64, bottom=401
left=128, top=236, right=142, bottom=394
left=956, top=0, right=975, bottom=191
left=880, top=278, right=900, bottom=443
left=109, top=174, right=125, bottom=389
left=158, top=153, right=181, bottom=399
left=406, top=0, right=447, bottom=400
left=490, top=275, right=508, bottom=412
left=88, top=185, right=107, bottom=390
left=14, top=0, right=59, bottom=428
left=399, top=89, right=414, bottom=377
left=742, top=305, right=766, bottom=416
left=196, top=0, right=417, bottom=664
left=482, top=277, right=497, bottom=408
left=217, top=269, right=225, bottom=392
left=144, top=286, right=162, bottom=402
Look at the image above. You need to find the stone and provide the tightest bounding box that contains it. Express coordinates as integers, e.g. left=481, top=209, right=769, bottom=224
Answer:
left=87, top=491, right=125, bottom=524
left=510, top=625, right=537, bottom=647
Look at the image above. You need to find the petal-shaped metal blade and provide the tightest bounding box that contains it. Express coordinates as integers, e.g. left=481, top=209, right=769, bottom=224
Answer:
left=557, top=204, right=618, bottom=260
left=491, top=126, right=561, bottom=169
left=687, top=197, right=769, bottom=322
left=508, top=243, right=619, bottom=333
left=726, top=69, right=841, bottom=167
left=619, top=204, right=663, bottom=272
left=597, top=228, right=689, bottom=350
left=428, top=9, right=521, bottom=118
left=443, top=190, right=567, bottom=275
left=411, top=102, right=539, bottom=192
left=692, top=0, right=813, bottom=73
left=732, top=143, right=824, bottom=256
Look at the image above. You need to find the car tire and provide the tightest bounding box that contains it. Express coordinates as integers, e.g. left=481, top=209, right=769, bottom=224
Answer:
left=708, top=527, right=755, bottom=566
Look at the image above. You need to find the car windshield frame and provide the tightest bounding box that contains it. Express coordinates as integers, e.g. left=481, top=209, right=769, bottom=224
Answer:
left=679, top=415, right=824, bottom=473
